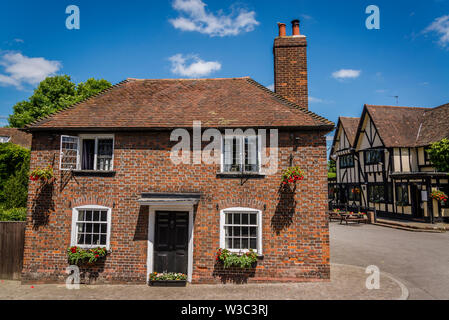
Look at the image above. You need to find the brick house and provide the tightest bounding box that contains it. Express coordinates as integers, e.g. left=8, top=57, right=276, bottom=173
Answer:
left=21, top=21, right=334, bottom=284
left=0, top=128, right=32, bottom=148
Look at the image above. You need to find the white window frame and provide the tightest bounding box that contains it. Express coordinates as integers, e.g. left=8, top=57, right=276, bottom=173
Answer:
left=60, top=134, right=115, bottom=171
left=71, top=205, right=112, bottom=250
left=220, top=134, right=262, bottom=174
left=219, top=207, right=263, bottom=254
left=0, top=136, right=11, bottom=143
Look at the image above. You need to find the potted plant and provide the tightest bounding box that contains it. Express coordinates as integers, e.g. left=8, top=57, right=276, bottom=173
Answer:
left=216, top=248, right=258, bottom=269
left=149, top=272, right=187, bottom=287
left=30, top=165, right=54, bottom=184
left=67, top=246, right=109, bottom=266
left=431, top=190, right=448, bottom=205
left=281, top=166, right=304, bottom=185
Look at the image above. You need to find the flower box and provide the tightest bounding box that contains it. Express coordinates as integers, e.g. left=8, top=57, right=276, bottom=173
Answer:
left=148, top=272, right=187, bottom=286
left=216, top=248, right=258, bottom=269
left=149, top=280, right=187, bottom=287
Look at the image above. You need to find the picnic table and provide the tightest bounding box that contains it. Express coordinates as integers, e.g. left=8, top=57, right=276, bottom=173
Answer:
left=339, top=213, right=368, bottom=225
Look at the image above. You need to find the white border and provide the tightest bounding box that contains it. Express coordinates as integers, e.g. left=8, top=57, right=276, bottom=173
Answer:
left=71, top=205, right=112, bottom=250
left=146, top=204, right=195, bottom=283
left=220, top=207, right=263, bottom=255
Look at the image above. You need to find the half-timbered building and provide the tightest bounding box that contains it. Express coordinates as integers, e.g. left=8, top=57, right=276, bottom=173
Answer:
left=330, top=104, right=449, bottom=223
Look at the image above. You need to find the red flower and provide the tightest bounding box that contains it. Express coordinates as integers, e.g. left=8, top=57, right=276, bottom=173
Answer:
left=95, top=255, right=99, bottom=258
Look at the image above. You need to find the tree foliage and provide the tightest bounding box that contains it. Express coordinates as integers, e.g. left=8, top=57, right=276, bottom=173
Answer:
left=427, top=138, right=449, bottom=173
left=0, top=143, right=30, bottom=206
left=8, top=76, right=111, bottom=128
left=328, top=159, right=337, bottom=179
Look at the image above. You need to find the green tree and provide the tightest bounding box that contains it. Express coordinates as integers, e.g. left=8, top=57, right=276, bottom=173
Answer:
left=427, top=138, right=449, bottom=173
left=0, top=143, right=30, bottom=204
left=8, top=75, right=111, bottom=128
left=328, top=159, right=337, bottom=179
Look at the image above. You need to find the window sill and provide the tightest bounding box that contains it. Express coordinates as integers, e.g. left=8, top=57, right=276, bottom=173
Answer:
left=217, top=172, right=266, bottom=179
left=72, top=170, right=116, bottom=177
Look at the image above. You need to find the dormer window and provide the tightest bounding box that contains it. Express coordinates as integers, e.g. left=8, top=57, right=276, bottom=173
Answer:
left=365, top=149, right=384, bottom=165
left=60, top=134, right=114, bottom=171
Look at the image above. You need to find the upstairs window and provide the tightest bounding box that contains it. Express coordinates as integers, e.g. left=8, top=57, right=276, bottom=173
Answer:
left=339, top=155, right=355, bottom=168
left=60, top=135, right=114, bottom=171
left=222, top=135, right=260, bottom=174
left=365, top=149, right=384, bottom=165
left=0, top=136, right=11, bottom=143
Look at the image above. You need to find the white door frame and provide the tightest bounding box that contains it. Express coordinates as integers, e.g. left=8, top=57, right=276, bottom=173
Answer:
left=146, top=203, right=195, bottom=283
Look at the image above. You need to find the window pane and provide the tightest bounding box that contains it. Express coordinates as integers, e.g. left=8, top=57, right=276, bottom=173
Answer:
left=77, top=233, right=85, bottom=245
left=97, top=139, right=114, bottom=171
left=93, top=224, right=100, bottom=233
left=86, top=211, right=92, bottom=221
left=93, top=211, right=100, bottom=221
left=241, top=238, right=249, bottom=249
left=101, top=224, right=107, bottom=234
left=226, top=213, right=232, bottom=224
left=85, top=234, right=92, bottom=245
left=234, top=214, right=241, bottom=224
left=82, top=139, right=95, bottom=170
left=100, top=235, right=107, bottom=245
left=233, top=227, right=241, bottom=237
left=86, top=223, right=92, bottom=233
left=93, top=234, right=100, bottom=245
left=77, top=223, right=85, bottom=233
left=250, top=214, right=257, bottom=225
left=78, top=211, right=85, bottom=221
left=242, top=214, right=248, bottom=225
left=250, top=227, right=257, bottom=237
left=101, top=211, right=107, bottom=222
left=250, top=238, right=257, bottom=250
left=245, top=136, right=259, bottom=172
left=225, top=226, right=232, bottom=237
left=233, top=238, right=240, bottom=249
left=226, top=238, right=233, bottom=249
left=242, top=227, right=249, bottom=237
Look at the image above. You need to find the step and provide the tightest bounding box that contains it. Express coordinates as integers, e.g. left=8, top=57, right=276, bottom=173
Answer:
left=373, top=222, right=445, bottom=233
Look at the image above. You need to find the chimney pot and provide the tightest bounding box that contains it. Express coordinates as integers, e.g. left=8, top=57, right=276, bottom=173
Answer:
left=292, top=19, right=300, bottom=36
left=278, top=23, right=286, bottom=37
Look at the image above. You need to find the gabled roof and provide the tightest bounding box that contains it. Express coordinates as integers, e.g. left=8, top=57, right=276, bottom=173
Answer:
left=0, top=128, right=32, bottom=148
left=416, top=103, right=449, bottom=146
left=339, top=117, right=360, bottom=146
left=363, top=105, right=429, bottom=148
left=353, top=103, right=449, bottom=148
left=25, top=77, right=334, bottom=131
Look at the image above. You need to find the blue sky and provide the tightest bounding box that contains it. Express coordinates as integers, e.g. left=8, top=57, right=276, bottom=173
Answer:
left=1, top=0, right=449, bottom=149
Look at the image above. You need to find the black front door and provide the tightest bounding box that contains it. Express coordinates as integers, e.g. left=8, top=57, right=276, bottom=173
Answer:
left=154, top=211, right=189, bottom=274
left=411, top=185, right=424, bottom=219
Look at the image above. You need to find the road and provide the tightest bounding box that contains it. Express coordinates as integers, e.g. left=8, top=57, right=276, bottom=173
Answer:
left=330, top=222, right=449, bottom=299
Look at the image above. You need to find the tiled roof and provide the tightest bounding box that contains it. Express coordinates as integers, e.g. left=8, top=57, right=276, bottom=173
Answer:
left=0, top=128, right=32, bottom=148
left=365, top=105, right=429, bottom=147
left=25, top=77, right=334, bottom=131
left=360, top=104, right=449, bottom=148
left=339, top=117, right=359, bottom=146
left=416, top=103, right=449, bottom=146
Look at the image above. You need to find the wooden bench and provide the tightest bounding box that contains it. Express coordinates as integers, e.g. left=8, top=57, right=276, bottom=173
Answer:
left=329, top=211, right=342, bottom=222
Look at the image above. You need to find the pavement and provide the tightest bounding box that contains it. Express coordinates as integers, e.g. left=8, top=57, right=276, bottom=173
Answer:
left=375, top=218, right=449, bottom=232
left=0, top=264, right=406, bottom=300
left=330, top=222, right=449, bottom=300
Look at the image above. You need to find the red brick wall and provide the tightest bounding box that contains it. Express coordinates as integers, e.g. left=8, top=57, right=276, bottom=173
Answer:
left=274, top=36, right=309, bottom=110
left=22, top=130, right=330, bottom=284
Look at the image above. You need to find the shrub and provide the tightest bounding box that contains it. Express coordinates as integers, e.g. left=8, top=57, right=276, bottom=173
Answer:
left=149, top=272, right=187, bottom=281
left=0, top=143, right=30, bottom=204
left=3, top=163, right=29, bottom=209
left=0, top=207, right=27, bottom=221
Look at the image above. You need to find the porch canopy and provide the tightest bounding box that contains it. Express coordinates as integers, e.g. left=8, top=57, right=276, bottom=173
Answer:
left=137, top=193, right=201, bottom=206
left=390, top=172, right=449, bottom=179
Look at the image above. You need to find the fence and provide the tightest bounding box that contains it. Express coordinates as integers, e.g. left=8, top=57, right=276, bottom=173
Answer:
left=0, top=222, right=26, bottom=280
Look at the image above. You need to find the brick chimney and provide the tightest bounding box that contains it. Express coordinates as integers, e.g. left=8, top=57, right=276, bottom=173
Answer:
left=273, top=19, right=308, bottom=110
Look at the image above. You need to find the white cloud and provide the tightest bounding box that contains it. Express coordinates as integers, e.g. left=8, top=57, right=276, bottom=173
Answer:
left=309, top=96, right=323, bottom=103
left=169, top=0, right=259, bottom=37
left=424, top=15, right=449, bottom=48
left=266, top=84, right=274, bottom=91
left=0, top=52, right=61, bottom=89
left=169, top=54, right=221, bottom=78
left=332, top=69, right=361, bottom=80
